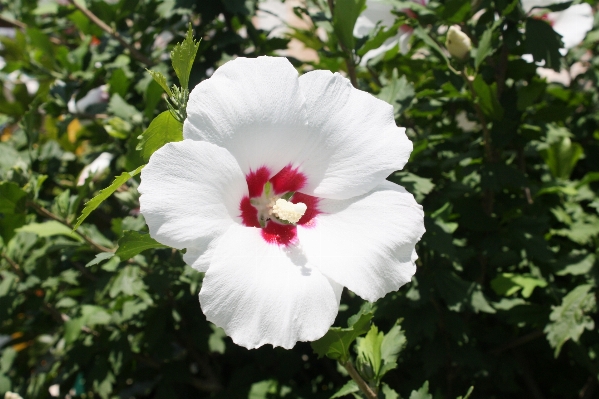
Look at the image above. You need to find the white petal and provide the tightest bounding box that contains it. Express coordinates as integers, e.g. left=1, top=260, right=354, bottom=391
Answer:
left=298, top=181, right=425, bottom=302
left=353, top=1, right=395, bottom=38
left=550, top=4, right=593, bottom=49
left=182, top=236, right=218, bottom=272
left=138, top=140, right=247, bottom=249
left=184, top=56, right=311, bottom=175
left=199, top=224, right=342, bottom=349
left=297, top=71, right=413, bottom=199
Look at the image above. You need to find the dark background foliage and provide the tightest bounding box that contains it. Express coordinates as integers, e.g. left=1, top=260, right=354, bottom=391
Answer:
left=0, top=0, right=598, bottom=398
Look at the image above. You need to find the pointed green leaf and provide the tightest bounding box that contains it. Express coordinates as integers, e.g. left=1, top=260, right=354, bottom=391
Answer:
left=409, top=381, right=432, bottom=399
left=73, top=165, right=144, bottom=230
left=171, top=24, right=200, bottom=89
left=475, top=26, right=494, bottom=70
left=0, top=182, right=27, bottom=214
left=330, top=380, right=359, bottom=398
left=311, top=307, right=373, bottom=362
left=16, top=221, right=83, bottom=242
left=544, top=284, right=596, bottom=357
left=136, top=111, right=183, bottom=161
left=146, top=69, right=173, bottom=97
left=523, top=18, right=563, bottom=71
left=115, top=230, right=167, bottom=261
left=472, top=75, right=504, bottom=121
left=332, top=0, right=366, bottom=51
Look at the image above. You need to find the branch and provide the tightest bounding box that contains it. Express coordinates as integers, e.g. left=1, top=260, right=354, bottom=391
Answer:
left=325, top=0, right=358, bottom=88
left=342, top=360, right=377, bottom=399
left=1, top=253, right=24, bottom=279
left=66, top=0, right=154, bottom=67
left=27, top=201, right=113, bottom=253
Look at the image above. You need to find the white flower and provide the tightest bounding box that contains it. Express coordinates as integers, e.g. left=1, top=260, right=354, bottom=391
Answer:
left=4, top=392, right=23, bottom=399
left=77, top=152, right=114, bottom=186
left=354, top=0, right=428, bottom=64
left=138, top=57, right=425, bottom=349
left=445, top=26, right=471, bottom=61
left=521, top=0, right=593, bottom=50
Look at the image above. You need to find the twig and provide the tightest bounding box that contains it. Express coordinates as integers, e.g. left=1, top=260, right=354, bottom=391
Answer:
left=27, top=201, right=113, bottom=253
left=1, top=253, right=24, bottom=279
left=66, top=0, right=154, bottom=67
left=325, top=0, right=358, bottom=88
left=343, top=360, right=377, bottom=399
left=0, top=15, right=62, bottom=45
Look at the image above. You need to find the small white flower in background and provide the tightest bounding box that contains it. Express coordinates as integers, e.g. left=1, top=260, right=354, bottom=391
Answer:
left=353, top=0, right=428, bottom=64
left=139, top=57, right=425, bottom=349
left=4, top=392, right=23, bottom=399
left=521, top=0, right=593, bottom=51
left=77, top=152, right=114, bottom=186
left=48, top=384, right=60, bottom=397
left=445, top=25, right=471, bottom=61
left=67, top=85, right=109, bottom=114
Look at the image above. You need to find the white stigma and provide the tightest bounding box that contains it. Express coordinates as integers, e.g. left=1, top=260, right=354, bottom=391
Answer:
left=271, top=198, right=307, bottom=224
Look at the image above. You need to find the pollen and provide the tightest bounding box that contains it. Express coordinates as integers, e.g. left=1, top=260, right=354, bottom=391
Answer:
left=271, top=198, right=307, bottom=224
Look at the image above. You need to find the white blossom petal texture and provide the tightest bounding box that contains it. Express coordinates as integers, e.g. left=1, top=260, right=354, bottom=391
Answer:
left=297, top=70, right=412, bottom=199
left=298, top=182, right=425, bottom=302
left=199, top=224, right=343, bottom=349
left=183, top=57, right=311, bottom=175
left=139, top=140, right=247, bottom=249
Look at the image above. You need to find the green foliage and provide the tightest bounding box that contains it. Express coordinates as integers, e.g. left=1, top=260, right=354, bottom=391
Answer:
left=171, top=24, right=201, bottom=90
left=115, top=230, right=167, bottom=261
left=136, top=110, right=183, bottom=161
left=332, top=0, right=366, bottom=51
left=311, top=305, right=373, bottom=362
left=73, top=165, right=144, bottom=230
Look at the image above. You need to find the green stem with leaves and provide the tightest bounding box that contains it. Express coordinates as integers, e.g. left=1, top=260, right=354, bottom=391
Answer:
left=343, top=360, right=378, bottom=399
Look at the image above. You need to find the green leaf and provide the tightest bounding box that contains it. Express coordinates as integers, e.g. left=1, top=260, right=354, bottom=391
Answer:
left=357, top=20, right=403, bottom=57
left=457, top=386, right=474, bottom=399
left=108, top=94, right=141, bottom=122
left=381, top=384, right=400, bottom=399
left=523, top=18, right=563, bottom=71
left=115, top=230, right=167, bottom=261
left=136, top=110, right=183, bottom=161
left=409, top=381, right=432, bottom=399
left=472, top=75, right=504, bottom=121
left=539, top=137, right=583, bottom=180
left=379, top=323, right=407, bottom=377
left=490, top=273, right=547, bottom=298
left=146, top=69, right=173, bottom=97
left=377, top=73, right=415, bottom=116
left=171, top=24, right=200, bottom=90
left=440, top=0, right=471, bottom=23
left=544, top=284, right=596, bottom=357
left=73, top=165, right=144, bottom=230
left=208, top=325, right=227, bottom=354
left=475, top=25, right=494, bottom=70
left=0, top=182, right=27, bottom=214
left=16, top=221, right=83, bottom=242
left=86, top=252, right=115, bottom=267
left=330, top=380, right=359, bottom=398
left=356, top=325, right=384, bottom=380
left=332, top=0, right=366, bottom=51
left=311, top=307, right=373, bottom=362
left=413, top=26, right=450, bottom=65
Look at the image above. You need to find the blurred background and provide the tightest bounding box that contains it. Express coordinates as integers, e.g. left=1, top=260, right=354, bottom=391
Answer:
left=0, top=0, right=598, bottom=398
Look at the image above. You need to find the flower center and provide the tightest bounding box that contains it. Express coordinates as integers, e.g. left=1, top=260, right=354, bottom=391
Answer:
left=239, top=165, right=320, bottom=246
left=250, top=182, right=307, bottom=226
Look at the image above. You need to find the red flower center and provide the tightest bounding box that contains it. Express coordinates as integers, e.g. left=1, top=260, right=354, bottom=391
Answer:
left=239, top=165, right=320, bottom=246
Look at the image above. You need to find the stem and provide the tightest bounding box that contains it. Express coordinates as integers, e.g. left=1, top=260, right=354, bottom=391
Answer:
left=27, top=201, right=113, bottom=253
left=343, top=360, right=377, bottom=399
left=325, top=0, right=358, bottom=88
left=66, top=0, right=154, bottom=67
left=1, top=253, right=24, bottom=279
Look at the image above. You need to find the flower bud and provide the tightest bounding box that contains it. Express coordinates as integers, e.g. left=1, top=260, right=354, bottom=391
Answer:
left=445, top=26, right=471, bottom=61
